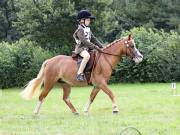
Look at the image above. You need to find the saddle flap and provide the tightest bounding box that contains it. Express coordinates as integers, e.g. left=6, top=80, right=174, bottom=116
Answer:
left=71, top=51, right=96, bottom=83
left=72, top=51, right=77, bottom=58
left=77, top=52, right=95, bottom=72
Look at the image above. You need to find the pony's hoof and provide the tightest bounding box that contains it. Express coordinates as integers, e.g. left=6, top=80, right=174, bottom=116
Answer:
left=112, top=106, right=119, bottom=114
left=84, top=111, right=89, bottom=116
left=113, top=110, right=119, bottom=114
left=33, top=111, right=39, bottom=116
left=34, top=112, right=38, bottom=115
left=32, top=113, right=39, bottom=119
left=73, top=112, right=79, bottom=116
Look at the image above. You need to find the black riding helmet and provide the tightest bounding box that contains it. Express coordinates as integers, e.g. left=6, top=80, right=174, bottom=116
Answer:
left=77, top=10, right=95, bottom=21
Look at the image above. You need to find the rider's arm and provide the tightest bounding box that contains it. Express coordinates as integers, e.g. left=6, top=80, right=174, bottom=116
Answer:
left=91, top=33, right=103, bottom=48
left=76, top=29, right=96, bottom=49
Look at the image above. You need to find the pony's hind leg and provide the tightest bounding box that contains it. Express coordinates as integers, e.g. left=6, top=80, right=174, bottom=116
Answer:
left=62, top=84, right=78, bottom=115
left=34, top=98, right=44, bottom=115
left=34, top=79, right=55, bottom=115
left=84, top=86, right=100, bottom=114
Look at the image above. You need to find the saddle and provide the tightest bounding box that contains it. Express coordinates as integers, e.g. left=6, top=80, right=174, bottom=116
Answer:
left=72, top=51, right=96, bottom=83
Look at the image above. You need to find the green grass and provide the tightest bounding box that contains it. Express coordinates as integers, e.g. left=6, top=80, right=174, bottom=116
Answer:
left=0, top=83, right=180, bottom=135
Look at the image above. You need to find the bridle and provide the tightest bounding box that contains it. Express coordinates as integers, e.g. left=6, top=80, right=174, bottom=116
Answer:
left=101, top=40, right=135, bottom=57
left=96, top=40, right=135, bottom=70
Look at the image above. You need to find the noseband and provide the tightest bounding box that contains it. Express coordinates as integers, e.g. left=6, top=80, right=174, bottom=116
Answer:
left=97, top=40, right=133, bottom=70
left=101, top=40, right=132, bottom=57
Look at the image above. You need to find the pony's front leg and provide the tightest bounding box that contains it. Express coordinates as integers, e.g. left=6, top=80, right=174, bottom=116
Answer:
left=98, top=82, right=119, bottom=114
left=62, top=84, right=78, bottom=115
left=84, top=86, right=100, bottom=114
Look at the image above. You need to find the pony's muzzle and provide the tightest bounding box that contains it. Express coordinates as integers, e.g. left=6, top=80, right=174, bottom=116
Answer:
left=133, top=51, right=143, bottom=64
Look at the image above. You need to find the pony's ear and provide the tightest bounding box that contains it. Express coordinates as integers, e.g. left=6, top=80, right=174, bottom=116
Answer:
left=128, top=34, right=132, bottom=40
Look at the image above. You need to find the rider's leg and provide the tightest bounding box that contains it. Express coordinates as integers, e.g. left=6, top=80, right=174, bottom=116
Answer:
left=77, top=50, right=90, bottom=81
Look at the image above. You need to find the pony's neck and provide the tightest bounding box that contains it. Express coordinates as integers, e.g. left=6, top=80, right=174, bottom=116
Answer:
left=102, top=39, right=124, bottom=69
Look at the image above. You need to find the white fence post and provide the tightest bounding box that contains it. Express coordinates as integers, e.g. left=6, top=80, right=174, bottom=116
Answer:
left=171, top=82, right=177, bottom=96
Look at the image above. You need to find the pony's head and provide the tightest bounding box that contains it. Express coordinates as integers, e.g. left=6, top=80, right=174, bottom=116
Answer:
left=122, top=34, right=143, bottom=64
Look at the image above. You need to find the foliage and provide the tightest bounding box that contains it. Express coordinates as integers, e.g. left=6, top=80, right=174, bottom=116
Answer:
left=111, top=27, right=180, bottom=83
left=0, top=39, right=52, bottom=88
left=0, top=0, right=180, bottom=87
left=0, top=0, right=20, bottom=42
left=13, top=0, right=76, bottom=54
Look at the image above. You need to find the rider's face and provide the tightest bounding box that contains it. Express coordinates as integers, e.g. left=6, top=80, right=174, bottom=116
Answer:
left=84, top=18, right=91, bottom=26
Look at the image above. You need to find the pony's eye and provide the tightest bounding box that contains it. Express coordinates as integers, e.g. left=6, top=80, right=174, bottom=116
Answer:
left=130, top=45, right=134, bottom=48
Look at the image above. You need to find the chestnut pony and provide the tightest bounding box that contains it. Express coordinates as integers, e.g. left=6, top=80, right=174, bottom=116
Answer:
left=20, top=34, right=143, bottom=115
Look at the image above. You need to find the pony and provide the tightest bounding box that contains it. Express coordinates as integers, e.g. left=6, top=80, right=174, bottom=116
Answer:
left=20, top=34, right=143, bottom=115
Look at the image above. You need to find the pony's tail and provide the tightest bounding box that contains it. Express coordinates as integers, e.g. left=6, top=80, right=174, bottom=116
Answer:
left=20, top=61, right=47, bottom=100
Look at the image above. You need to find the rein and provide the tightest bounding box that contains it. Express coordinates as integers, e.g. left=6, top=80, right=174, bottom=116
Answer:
left=101, top=44, right=129, bottom=69
left=93, top=50, right=123, bottom=71
left=100, top=51, right=122, bottom=57
left=92, top=40, right=130, bottom=72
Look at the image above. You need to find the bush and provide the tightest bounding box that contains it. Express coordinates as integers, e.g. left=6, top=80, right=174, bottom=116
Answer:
left=0, top=39, right=52, bottom=88
left=111, top=27, right=180, bottom=83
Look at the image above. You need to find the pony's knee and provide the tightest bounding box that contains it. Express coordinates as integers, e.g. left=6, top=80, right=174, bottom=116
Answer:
left=90, top=98, right=94, bottom=103
left=63, top=97, right=70, bottom=103
left=39, top=92, right=48, bottom=101
left=39, top=95, right=44, bottom=101
left=39, top=92, right=44, bottom=101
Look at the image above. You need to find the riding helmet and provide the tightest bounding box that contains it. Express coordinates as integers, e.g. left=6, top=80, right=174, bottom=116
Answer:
left=77, top=10, right=95, bottom=21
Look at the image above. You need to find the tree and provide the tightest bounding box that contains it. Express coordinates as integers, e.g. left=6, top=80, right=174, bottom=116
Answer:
left=111, top=0, right=180, bottom=40
left=14, top=0, right=76, bottom=54
left=74, top=0, right=118, bottom=42
left=0, top=0, right=20, bottom=42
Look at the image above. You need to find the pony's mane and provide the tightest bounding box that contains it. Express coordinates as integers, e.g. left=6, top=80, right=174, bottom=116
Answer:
left=103, top=36, right=127, bottom=50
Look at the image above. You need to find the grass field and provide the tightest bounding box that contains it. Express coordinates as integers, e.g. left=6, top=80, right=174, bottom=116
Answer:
left=0, top=83, right=180, bottom=135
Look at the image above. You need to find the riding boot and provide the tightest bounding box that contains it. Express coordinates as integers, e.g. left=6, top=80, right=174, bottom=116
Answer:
left=77, top=73, right=85, bottom=81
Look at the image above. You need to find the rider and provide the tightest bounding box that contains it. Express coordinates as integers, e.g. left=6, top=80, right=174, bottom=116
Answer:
left=73, top=10, right=103, bottom=81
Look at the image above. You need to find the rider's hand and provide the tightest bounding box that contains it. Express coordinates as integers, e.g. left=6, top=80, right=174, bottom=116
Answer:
left=94, top=46, right=103, bottom=52
left=99, top=45, right=103, bottom=48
